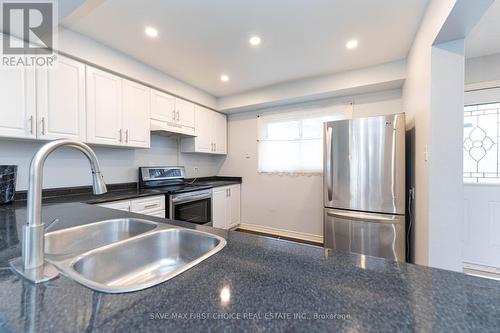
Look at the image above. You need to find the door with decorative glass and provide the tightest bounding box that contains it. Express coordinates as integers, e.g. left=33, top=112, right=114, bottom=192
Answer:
left=463, top=87, right=500, bottom=275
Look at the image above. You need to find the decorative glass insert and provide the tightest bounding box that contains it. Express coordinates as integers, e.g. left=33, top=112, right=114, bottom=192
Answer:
left=463, top=102, right=500, bottom=183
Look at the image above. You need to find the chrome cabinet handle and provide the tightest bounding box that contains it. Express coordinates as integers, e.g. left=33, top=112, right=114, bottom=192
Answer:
left=214, top=143, right=216, bottom=152
left=144, top=204, right=158, bottom=209
left=29, top=115, right=34, bottom=134
left=41, top=117, right=47, bottom=135
left=119, top=129, right=123, bottom=142
left=172, top=110, right=176, bottom=120
left=125, top=129, right=129, bottom=143
left=176, top=111, right=180, bottom=121
left=325, top=126, right=333, bottom=201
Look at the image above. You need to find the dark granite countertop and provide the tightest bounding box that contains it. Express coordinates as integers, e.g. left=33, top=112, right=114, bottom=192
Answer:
left=0, top=201, right=499, bottom=332
left=10, top=177, right=242, bottom=206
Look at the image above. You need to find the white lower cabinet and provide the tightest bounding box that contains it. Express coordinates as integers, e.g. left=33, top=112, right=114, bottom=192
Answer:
left=212, top=185, right=241, bottom=229
left=97, top=195, right=165, bottom=218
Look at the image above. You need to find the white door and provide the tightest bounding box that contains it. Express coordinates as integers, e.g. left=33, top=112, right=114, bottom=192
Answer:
left=86, top=66, right=123, bottom=145
left=176, top=98, right=195, bottom=129
left=122, top=79, right=150, bottom=148
left=195, top=106, right=214, bottom=153
left=0, top=66, right=36, bottom=139
left=214, top=112, right=227, bottom=154
left=462, top=87, right=500, bottom=270
left=36, top=55, right=86, bottom=141
left=212, top=187, right=228, bottom=229
left=228, top=185, right=241, bottom=227
left=150, top=89, right=175, bottom=123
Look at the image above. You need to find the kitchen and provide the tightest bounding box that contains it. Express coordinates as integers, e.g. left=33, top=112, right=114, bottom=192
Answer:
left=1, top=1, right=500, bottom=332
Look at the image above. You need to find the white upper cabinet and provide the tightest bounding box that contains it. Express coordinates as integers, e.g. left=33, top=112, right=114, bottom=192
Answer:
left=175, top=98, right=195, bottom=129
left=180, top=105, right=226, bottom=154
left=86, top=66, right=150, bottom=148
left=36, top=55, right=86, bottom=141
left=0, top=66, right=36, bottom=139
left=214, top=111, right=227, bottom=154
left=122, top=79, right=150, bottom=148
left=86, top=66, right=123, bottom=146
left=150, top=89, right=175, bottom=123
left=193, top=105, right=213, bottom=153
left=150, top=88, right=195, bottom=136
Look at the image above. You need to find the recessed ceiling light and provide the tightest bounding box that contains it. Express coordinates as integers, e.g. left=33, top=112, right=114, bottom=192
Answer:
left=346, top=39, right=358, bottom=49
left=145, top=26, right=158, bottom=38
left=220, top=74, right=230, bottom=82
left=249, top=35, right=262, bottom=46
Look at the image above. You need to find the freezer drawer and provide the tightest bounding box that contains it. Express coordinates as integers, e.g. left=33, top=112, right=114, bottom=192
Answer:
left=324, top=208, right=405, bottom=261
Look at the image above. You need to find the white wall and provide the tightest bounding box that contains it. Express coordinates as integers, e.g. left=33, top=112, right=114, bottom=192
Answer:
left=428, top=40, right=465, bottom=271
left=218, top=90, right=402, bottom=240
left=402, top=0, right=456, bottom=266
left=0, top=135, right=224, bottom=191
left=465, top=52, right=500, bottom=84
left=402, top=0, right=490, bottom=271
left=0, top=135, right=224, bottom=190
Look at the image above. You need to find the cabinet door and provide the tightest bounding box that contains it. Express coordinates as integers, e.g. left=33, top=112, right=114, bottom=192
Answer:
left=36, top=55, right=86, bottom=141
left=150, top=89, right=176, bottom=123
left=0, top=66, right=36, bottom=139
left=86, top=66, right=123, bottom=145
left=228, top=185, right=241, bottom=227
left=122, top=79, right=150, bottom=148
left=214, top=112, right=227, bottom=154
left=212, top=187, right=229, bottom=229
left=194, top=106, right=214, bottom=153
left=175, top=98, right=195, bottom=129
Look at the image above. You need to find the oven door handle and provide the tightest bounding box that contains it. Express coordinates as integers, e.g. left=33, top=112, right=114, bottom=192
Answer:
left=171, top=193, right=212, bottom=204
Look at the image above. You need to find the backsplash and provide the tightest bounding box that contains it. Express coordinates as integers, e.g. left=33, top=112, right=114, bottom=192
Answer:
left=0, top=135, right=225, bottom=190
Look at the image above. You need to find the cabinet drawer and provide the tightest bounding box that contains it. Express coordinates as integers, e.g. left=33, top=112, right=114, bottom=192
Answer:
left=97, top=200, right=131, bottom=211
left=131, top=195, right=165, bottom=213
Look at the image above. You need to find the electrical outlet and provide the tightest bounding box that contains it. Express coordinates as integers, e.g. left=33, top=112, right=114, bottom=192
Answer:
left=194, top=167, right=199, bottom=174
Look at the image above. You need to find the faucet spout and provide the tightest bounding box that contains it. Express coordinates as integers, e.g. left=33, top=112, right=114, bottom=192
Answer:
left=22, top=139, right=107, bottom=272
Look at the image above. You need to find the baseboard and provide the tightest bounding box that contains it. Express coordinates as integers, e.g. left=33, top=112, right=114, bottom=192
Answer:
left=237, top=223, right=323, bottom=244
left=463, top=262, right=500, bottom=281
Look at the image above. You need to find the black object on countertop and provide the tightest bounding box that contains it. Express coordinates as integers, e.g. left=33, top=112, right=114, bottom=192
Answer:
left=0, top=165, right=17, bottom=204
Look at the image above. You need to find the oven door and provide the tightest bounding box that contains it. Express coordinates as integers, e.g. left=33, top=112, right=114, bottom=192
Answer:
left=170, top=190, right=212, bottom=225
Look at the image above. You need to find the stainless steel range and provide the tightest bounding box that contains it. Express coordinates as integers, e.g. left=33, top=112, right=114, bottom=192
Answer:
left=139, top=166, right=212, bottom=225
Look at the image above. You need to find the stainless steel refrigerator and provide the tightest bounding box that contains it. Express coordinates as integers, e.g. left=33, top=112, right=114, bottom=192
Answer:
left=323, top=113, right=406, bottom=261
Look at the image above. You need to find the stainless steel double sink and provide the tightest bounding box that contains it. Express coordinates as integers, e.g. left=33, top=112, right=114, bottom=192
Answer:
left=44, top=218, right=226, bottom=293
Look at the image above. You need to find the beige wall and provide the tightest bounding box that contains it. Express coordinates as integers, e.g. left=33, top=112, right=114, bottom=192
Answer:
left=218, top=90, right=402, bottom=240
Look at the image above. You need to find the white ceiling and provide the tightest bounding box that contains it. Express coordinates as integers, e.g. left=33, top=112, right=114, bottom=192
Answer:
left=466, top=0, right=500, bottom=59
left=62, top=0, right=429, bottom=97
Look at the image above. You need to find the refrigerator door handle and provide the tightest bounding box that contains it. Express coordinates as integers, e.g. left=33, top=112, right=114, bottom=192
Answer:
left=325, top=126, right=333, bottom=201
left=326, top=209, right=403, bottom=224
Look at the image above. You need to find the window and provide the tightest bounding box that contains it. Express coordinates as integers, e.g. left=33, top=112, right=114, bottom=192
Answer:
left=463, top=102, right=500, bottom=183
left=258, top=103, right=352, bottom=174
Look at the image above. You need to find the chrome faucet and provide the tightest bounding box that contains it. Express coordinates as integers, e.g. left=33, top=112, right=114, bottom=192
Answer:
left=10, top=139, right=107, bottom=283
